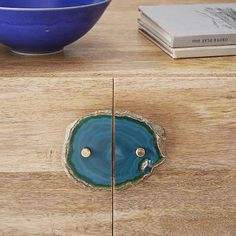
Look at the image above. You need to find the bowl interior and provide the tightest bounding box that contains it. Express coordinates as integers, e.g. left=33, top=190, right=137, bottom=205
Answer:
left=0, top=0, right=107, bottom=9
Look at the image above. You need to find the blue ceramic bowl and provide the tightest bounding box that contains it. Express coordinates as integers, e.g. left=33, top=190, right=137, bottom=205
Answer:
left=0, top=0, right=110, bottom=55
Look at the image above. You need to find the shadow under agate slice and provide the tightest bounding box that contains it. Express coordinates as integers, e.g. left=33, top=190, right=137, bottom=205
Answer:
left=64, top=112, right=166, bottom=189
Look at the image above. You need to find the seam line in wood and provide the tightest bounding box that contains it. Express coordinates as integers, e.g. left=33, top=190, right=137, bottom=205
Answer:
left=112, top=78, right=115, bottom=236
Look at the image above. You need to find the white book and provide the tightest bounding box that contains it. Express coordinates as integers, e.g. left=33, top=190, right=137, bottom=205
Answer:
left=139, top=25, right=236, bottom=59
left=139, top=3, right=236, bottom=48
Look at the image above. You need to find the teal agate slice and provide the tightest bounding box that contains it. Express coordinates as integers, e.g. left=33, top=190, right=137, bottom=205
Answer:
left=115, top=115, right=164, bottom=187
left=65, top=114, right=112, bottom=188
left=64, top=112, right=165, bottom=188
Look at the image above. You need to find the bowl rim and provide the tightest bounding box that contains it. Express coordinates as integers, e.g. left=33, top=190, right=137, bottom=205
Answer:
left=0, top=0, right=111, bottom=11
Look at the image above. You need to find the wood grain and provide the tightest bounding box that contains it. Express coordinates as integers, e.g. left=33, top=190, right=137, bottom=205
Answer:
left=115, top=169, right=236, bottom=236
left=114, top=76, right=236, bottom=235
left=0, top=0, right=236, bottom=235
left=0, top=172, right=112, bottom=236
left=0, top=0, right=235, bottom=78
left=0, top=77, right=112, bottom=172
left=0, top=77, right=113, bottom=235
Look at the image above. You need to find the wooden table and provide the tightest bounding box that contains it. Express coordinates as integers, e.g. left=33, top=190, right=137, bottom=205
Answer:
left=0, top=0, right=235, bottom=235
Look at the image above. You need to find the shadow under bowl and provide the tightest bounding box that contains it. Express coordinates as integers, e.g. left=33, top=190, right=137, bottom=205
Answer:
left=0, top=0, right=110, bottom=55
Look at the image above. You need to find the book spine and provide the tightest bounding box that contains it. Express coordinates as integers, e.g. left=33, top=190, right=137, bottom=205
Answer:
left=174, top=45, right=236, bottom=59
left=173, top=34, right=236, bottom=48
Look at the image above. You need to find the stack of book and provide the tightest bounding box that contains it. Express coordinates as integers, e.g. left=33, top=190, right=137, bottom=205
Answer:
left=138, top=3, right=236, bottom=59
